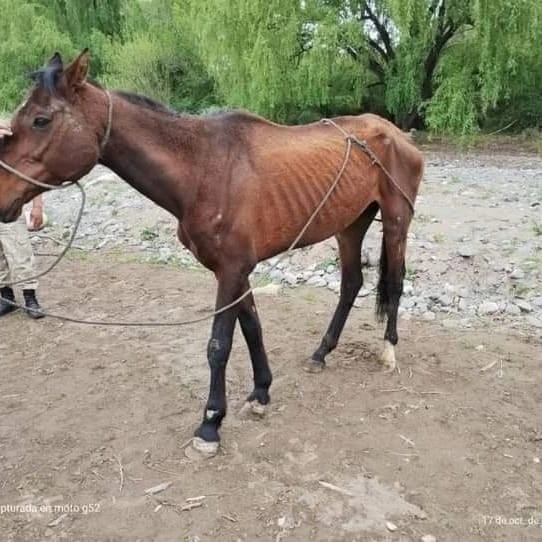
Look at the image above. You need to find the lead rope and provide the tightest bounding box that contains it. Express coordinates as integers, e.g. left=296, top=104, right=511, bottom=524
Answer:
left=321, top=118, right=415, bottom=214
left=0, top=113, right=405, bottom=326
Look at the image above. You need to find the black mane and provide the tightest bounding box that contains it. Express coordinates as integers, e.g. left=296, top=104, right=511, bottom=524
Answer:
left=30, top=64, right=63, bottom=96
left=115, top=91, right=179, bottom=117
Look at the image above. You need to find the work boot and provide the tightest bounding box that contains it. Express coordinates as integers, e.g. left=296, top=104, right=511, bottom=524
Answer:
left=23, top=289, right=45, bottom=319
left=0, top=286, right=16, bottom=317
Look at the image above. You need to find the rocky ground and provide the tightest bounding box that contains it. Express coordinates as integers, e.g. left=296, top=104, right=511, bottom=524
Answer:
left=30, top=147, right=542, bottom=332
left=1, top=145, right=541, bottom=542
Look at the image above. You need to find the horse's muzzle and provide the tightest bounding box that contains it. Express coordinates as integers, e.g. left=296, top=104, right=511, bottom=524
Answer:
left=0, top=198, right=23, bottom=223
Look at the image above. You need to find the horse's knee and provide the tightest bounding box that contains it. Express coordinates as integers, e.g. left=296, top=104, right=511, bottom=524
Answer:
left=207, top=337, right=231, bottom=368
left=341, top=270, right=363, bottom=299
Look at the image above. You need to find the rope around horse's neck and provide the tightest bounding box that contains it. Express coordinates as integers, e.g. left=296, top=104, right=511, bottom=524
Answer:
left=0, top=115, right=410, bottom=326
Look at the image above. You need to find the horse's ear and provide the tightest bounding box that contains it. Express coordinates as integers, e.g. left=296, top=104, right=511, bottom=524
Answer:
left=64, top=49, right=90, bottom=90
left=47, top=52, right=64, bottom=70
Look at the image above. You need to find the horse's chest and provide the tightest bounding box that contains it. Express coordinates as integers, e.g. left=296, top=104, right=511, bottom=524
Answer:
left=177, top=220, right=224, bottom=271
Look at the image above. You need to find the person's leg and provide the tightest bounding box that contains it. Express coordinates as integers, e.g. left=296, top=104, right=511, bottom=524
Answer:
left=1, top=217, right=44, bottom=318
left=0, top=225, right=16, bottom=316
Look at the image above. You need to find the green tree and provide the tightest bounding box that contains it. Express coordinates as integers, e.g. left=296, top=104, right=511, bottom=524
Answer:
left=0, top=1, right=75, bottom=112
left=100, top=0, right=216, bottom=112
left=181, top=0, right=367, bottom=122
left=183, top=0, right=542, bottom=132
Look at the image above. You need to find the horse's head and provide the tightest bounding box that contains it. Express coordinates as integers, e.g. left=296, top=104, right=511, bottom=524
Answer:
left=0, top=49, right=107, bottom=222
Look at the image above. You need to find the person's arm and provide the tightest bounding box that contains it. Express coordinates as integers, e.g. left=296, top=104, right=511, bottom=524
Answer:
left=29, top=194, right=44, bottom=230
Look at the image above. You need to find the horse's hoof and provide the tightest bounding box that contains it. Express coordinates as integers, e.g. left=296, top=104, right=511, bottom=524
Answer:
left=304, top=359, right=325, bottom=373
left=185, top=437, right=219, bottom=459
left=379, top=341, right=397, bottom=372
left=238, top=400, right=267, bottom=418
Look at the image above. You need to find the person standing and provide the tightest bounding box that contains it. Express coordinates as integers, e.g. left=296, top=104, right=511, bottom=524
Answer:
left=0, top=195, right=45, bottom=318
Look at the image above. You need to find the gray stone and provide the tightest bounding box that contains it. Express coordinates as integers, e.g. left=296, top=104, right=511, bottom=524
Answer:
left=284, top=272, right=298, bottom=285
left=478, top=302, right=500, bottom=315
left=505, top=304, right=521, bottom=316
left=510, top=268, right=525, bottom=280
left=269, top=269, right=284, bottom=282
left=366, top=250, right=379, bottom=267
left=458, top=246, right=475, bottom=258
left=515, top=300, right=532, bottom=313
left=403, top=280, right=414, bottom=295
left=327, top=280, right=341, bottom=293
left=326, top=264, right=336, bottom=274
left=158, top=246, right=172, bottom=262
left=526, top=316, right=542, bottom=328
left=400, top=298, right=415, bottom=310
left=457, top=287, right=470, bottom=298
left=458, top=298, right=468, bottom=311
left=443, top=283, right=456, bottom=294
left=416, top=302, right=428, bottom=313
left=307, top=276, right=327, bottom=287
left=438, top=294, right=454, bottom=307
left=422, top=311, right=436, bottom=321
left=531, top=296, right=542, bottom=308
left=357, top=287, right=371, bottom=298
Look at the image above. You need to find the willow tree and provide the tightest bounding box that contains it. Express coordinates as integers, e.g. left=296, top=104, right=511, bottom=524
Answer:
left=181, top=0, right=366, bottom=122
left=337, top=0, right=542, bottom=131
left=100, top=0, right=216, bottom=112
left=43, top=0, right=124, bottom=40
left=0, top=1, right=74, bottom=112
left=36, top=0, right=126, bottom=77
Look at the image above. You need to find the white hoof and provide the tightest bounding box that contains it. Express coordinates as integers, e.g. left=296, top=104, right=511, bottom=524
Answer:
left=238, top=400, right=267, bottom=418
left=190, top=437, right=219, bottom=457
left=379, top=341, right=397, bottom=372
left=250, top=401, right=267, bottom=416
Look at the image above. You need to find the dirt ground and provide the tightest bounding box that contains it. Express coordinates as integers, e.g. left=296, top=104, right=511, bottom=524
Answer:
left=1, top=255, right=541, bottom=542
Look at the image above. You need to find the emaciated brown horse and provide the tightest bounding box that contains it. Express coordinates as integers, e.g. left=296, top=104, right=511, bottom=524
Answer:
left=0, top=51, right=424, bottom=456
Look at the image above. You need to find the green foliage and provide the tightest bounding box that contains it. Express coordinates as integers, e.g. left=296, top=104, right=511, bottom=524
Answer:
left=1, top=0, right=541, bottom=134
left=93, top=0, right=216, bottom=112
left=0, top=1, right=75, bottom=111
left=181, top=0, right=366, bottom=122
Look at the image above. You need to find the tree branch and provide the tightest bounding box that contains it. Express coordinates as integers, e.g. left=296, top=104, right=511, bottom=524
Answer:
left=361, top=1, right=395, bottom=61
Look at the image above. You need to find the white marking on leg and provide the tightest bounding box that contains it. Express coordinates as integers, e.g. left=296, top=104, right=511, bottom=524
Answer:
left=206, top=409, right=218, bottom=420
left=380, top=340, right=396, bottom=371
left=250, top=401, right=266, bottom=416
left=238, top=400, right=266, bottom=418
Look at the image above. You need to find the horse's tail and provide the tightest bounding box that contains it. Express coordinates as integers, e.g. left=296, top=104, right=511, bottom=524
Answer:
left=376, top=232, right=388, bottom=322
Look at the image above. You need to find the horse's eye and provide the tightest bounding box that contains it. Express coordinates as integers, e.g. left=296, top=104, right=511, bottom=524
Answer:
left=33, top=116, right=51, bottom=129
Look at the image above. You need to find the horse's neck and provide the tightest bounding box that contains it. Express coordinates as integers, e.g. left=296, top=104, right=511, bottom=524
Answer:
left=99, top=97, right=201, bottom=219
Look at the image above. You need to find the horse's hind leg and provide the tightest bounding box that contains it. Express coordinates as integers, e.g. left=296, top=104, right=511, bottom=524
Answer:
left=376, top=201, right=413, bottom=371
left=238, top=283, right=273, bottom=417
left=306, top=203, right=379, bottom=372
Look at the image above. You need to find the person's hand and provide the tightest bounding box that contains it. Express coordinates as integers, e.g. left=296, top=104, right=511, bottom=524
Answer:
left=29, top=206, right=44, bottom=230
left=0, top=124, right=12, bottom=138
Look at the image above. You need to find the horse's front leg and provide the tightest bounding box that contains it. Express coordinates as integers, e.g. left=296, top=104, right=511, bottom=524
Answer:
left=192, top=269, right=245, bottom=456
